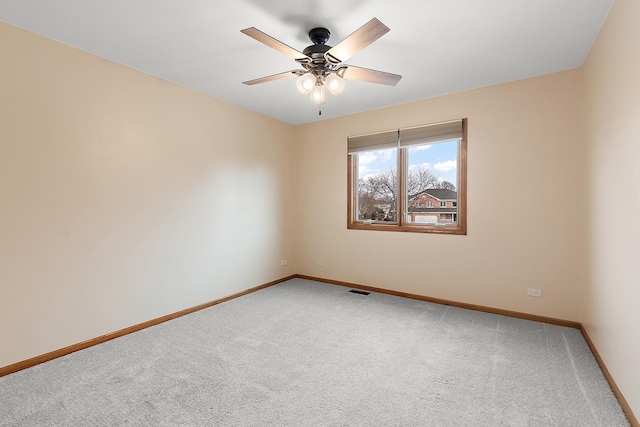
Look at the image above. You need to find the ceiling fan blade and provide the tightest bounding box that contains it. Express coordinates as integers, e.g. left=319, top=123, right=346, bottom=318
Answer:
left=241, top=27, right=311, bottom=63
left=242, top=70, right=302, bottom=86
left=342, top=66, right=402, bottom=86
left=324, top=18, right=390, bottom=64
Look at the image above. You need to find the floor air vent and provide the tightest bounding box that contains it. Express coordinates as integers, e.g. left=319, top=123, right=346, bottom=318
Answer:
left=349, top=289, right=371, bottom=296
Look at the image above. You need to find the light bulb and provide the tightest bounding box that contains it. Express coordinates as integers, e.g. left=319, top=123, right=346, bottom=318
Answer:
left=296, top=73, right=316, bottom=94
left=310, top=84, right=326, bottom=105
left=325, top=73, right=345, bottom=95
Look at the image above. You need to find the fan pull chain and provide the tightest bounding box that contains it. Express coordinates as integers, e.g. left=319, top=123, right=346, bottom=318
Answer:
left=318, top=105, right=322, bottom=116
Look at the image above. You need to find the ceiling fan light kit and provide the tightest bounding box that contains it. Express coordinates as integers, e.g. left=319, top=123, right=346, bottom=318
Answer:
left=310, top=83, right=327, bottom=105
left=296, top=73, right=316, bottom=94
left=241, top=18, right=402, bottom=113
left=325, top=72, right=345, bottom=95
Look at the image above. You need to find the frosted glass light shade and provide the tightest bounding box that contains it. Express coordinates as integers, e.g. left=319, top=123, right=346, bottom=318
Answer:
left=325, top=73, right=345, bottom=94
left=310, top=84, right=326, bottom=105
left=296, top=74, right=316, bottom=94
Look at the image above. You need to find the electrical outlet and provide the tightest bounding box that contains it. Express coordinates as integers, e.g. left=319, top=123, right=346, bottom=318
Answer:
left=281, top=260, right=287, bottom=266
left=527, top=288, right=542, bottom=297
left=315, top=260, right=324, bottom=266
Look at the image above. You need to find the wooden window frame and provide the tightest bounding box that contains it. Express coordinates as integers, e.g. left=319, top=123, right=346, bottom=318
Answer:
left=347, top=118, right=467, bottom=235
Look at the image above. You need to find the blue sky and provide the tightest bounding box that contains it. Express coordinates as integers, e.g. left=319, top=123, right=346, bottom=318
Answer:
left=357, top=140, right=459, bottom=187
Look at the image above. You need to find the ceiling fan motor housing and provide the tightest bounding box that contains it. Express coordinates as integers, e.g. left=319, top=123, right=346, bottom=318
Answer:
left=303, top=27, right=332, bottom=67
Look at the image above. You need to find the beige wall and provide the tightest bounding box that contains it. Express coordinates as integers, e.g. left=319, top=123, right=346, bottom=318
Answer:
left=295, top=69, right=583, bottom=322
left=0, top=22, right=296, bottom=368
left=582, top=0, right=640, bottom=417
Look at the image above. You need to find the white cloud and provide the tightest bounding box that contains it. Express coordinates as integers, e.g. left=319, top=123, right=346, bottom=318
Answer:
left=376, top=149, right=394, bottom=161
left=358, top=152, right=378, bottom=165
left=358, top=165, right=371, bottom=176
left=433, top=159, right=457, bottom=172
left=361, top=173, right=379, bottom=180
left=421, top=162, right=432, bottom=170
left=357, top=149, right=394, bottom=166
left=413, top=145, right=432, bottom=151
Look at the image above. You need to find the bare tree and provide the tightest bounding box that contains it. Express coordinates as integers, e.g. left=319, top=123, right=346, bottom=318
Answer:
left=356, top=186, right=380, bottom=219
left=357, top=168, right=397, bottom=219
left=436, top=180, right=456, bottom=191
left=357, top=166, right=454, bottom=220
left=406, top=168, right=440, bottom=198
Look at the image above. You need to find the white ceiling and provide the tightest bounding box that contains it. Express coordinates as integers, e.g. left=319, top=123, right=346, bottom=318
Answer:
left=0, top=0, right=614, bottom=125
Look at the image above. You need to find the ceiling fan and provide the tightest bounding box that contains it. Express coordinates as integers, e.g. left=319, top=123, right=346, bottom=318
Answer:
left=241, top=18, right=402, bottom=108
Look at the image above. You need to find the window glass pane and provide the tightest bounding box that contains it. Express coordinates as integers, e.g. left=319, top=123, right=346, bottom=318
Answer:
left=405, top=140, right=458, bottom=225
left=355, top=148, right=398, bottom=222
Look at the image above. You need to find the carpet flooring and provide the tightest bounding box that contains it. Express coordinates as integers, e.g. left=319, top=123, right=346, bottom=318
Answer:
left=0, top=278, right=630, bottom=426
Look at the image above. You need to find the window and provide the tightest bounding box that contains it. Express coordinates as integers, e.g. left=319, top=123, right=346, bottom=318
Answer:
left=347, top=119, right=467, bottom=235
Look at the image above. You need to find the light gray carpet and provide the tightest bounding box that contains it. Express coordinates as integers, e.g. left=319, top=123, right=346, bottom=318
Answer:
left=0, top=278, right=629, bottom=426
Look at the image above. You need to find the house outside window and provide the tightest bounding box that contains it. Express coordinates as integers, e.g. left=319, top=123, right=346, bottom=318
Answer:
left=347, top=119, right=467, bottom=235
